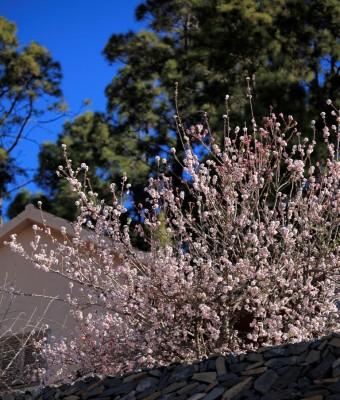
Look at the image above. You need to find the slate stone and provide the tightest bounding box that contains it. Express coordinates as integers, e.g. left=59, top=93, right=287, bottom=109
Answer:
left=242, top=366, right=267, bottom=376
left=78, top=380, right=103, bottom=398
left=102, top=382, right=136, bottom=396
left=199, top=360, right=209, bottom=372
left=194, top=363, right=200, bottom=372
left=120, top=390, right=137, bottom=400
left=1, top=394, right=15, bottom=400
left=238, top=353, right=246, bottom=362
left=82, top=385, right=105, bottom=399
left=273, top=366, right=302, bottom=390
left=102, top=377, right=122, bottom=388
left=30, top=391, right=43, bottom=400
left=308, top=354, right=336, bottom=380
left=51, top=388, right=62, bottom=400
left=158, top=372, right=172, bottom=390
left=187, top=394, right=206, bottom=400
left=89, top=397, right=111, bottom=400
left=332, top=347, right=340, bottom=357
left=124, top=373, right=148, bottom=383
left=245, top=361, right=263, bottom=370
left=59, top=384, right=82, bottom=397
left=332, top=366, right=340, bottom=378
left=203, top=382, right=218, bottom=394
left=168, top=363, right=180, bottom=371
left=310, top=340, right=322, bottom=349
left=202, top=386, right=224, bottom=400
left=149, top=370, right=163, bottom=378
left=191, top=384, right=209, bottom=395
left=328, top=380, right=340, bottom=393
left=207, top=359, right=216, bottom=371
left=137, top=388, right=155, bottom=400
left=325, top=395, right=340, bottom=400
left=275, top=365, right=291, bottom=376
left=215, top=356, right=227, bottom=376
left=246, top=353, right=263, bottom=362
left=192, top=372, right=217, bottom=383
left=218, top=373, right=241, bottom=388
left=81, top=375, right=101, bottom=384
left=42, top=388, right=57, bottom=400
left=239, top=390, right=260, bottom=400
left=263, top=347, right=287, bottom=359
left=140, top=392, right=161, bottom=400
left=303, top=389, right=331, bottom=397
left=262, top=389, right=300, bottom=400
left=177, top=383, right=200, bottom=395
left=225, top=354, right=238, bottom=365
left=13, top=396, right=25, bottom=400
left=148, top=365, right=164, bottom=378
left=265, top=356, right=300, bottom=369
left=319, top=341, right=329, bottom=353
left=221, top=377, right=253, bottom=399
left=229, top=363, right=249, bottom=373
left=304, top=350, right=321, bottom=365
left=254, top=370, right=278, bottom=394
left=329, top=338, right=340, bottom=348
left=158, top=394, right=175, bottom=400
left=162, top=381, right=187, bottom=394
left=169, top=365, right=194, bottom=382
left=322, top=347, right=331, bottom=360
left=314, top=378, right=339, bottom=385
left=286, top=341, right=310, bottom=356
left=136, top=378, right=159, bottom=393
left=296, top=377, right=311, bottom=392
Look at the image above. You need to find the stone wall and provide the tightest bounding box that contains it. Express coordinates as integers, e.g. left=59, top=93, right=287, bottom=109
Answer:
left=1, top=333, right=339, bottom=400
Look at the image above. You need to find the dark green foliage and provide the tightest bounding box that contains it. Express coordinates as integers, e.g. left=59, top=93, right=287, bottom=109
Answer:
left=33, top=111, right=151, bottom=220
left=6, top=189, right=52, bottom=219
left=104, top=0, right=339, bottom=134
left=9, top=1, right=340, bottom=221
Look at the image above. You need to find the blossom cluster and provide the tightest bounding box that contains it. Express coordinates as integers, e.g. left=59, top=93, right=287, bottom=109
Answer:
left=7, top=102, right=340, bottom=382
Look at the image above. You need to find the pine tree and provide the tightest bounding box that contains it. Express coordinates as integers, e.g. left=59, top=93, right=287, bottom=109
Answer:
left=10, top=0, right=339, bottom=219
left=0, top=17, right=62, bottom=224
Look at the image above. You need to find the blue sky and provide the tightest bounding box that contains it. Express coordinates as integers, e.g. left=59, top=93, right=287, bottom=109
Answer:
left=0, top=0, right=145, bottom=215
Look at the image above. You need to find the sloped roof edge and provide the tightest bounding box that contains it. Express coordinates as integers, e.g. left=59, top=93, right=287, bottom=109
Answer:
left=0, top=205, right=149, bottom=264
left=0, top=204, right=74, bottom=246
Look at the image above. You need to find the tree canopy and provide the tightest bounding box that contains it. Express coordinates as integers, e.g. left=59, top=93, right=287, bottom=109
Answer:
left=9, top=0, right=339, bottom=220
left=15, top=111, right=151, bottom=220
left=104, top=0, right=338, bottom=134
left=0, top=16, right=62, bottom=223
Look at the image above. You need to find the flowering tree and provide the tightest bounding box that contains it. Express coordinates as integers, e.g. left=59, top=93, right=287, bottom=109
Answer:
left=6, top=94, right=339, bottom=382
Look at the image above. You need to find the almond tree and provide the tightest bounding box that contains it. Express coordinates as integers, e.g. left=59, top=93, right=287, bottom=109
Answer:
left=7, top=96, right=339, bottom=381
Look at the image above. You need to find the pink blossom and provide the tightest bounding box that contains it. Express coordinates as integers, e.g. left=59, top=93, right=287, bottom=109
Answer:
left=7, top=106, right=340, bottom=382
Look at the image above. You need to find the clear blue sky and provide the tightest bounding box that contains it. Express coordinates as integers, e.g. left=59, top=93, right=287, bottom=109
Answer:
left=0, top=0, right=145, bottom=215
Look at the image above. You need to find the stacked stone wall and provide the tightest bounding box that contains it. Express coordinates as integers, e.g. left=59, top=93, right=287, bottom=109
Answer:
left=1, top=333, right=340, bottom=400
